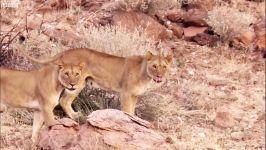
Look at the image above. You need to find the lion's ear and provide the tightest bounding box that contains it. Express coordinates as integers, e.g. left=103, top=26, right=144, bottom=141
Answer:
left=146, top=51, right=153, bottom=61
left=166, top=53, right=173, bottom=63
left=55, top=59, right=64, bottom=69
left=79, top=62, right=86, bottom=70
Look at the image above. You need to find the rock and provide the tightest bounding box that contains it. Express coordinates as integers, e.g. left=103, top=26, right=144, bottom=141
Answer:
left=232, top=29, right=256, bottom=50
left=183, top=26, right=208, bottom=39
left=254, top=19, right=265, bottom=52
left=37, top=109, right=168, bottom=149
left=231, top=132, right=244, bottom=140
left=43, top=25, right=81, bottom=46
left=154, top=10, right=169, bottom=23
left=183, top=0, right=215, bottom=11
left=166, top=9, right=186, bottom=22
left=256, top=31, right=265, bottom=51
left=37, top=118, right=80, bottom=149
left=256, top=112, right=265, bottom=122
left=183, top=9, right=208, bottom=26
left=111, top=11, right=169, bottom=41
left=215, top=107, right=236, bottom=128
left=167, top=22, right=184, bottom=38
left=33, top=0, right=57, bottom=12
left=27, top=14, right=43, bottom=30
left=191, top=33, right=219, bottom=46
left=82, top=0, right=109, bottom=11
left=57, top=0, right=81, bottom=9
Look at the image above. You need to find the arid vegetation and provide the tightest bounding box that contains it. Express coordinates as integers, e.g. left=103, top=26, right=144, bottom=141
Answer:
left=0, top=0, right=265, bottom=149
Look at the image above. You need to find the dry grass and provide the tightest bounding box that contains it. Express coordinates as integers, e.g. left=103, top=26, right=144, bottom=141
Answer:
left=116, top=0, right=223, bottom=13
left=71, top=85, right=120, bottom=118
left=206, top=6, right=255, bottom=42
left=0, top=108, right=33, bottom=149
left=116, top=0, right=181, bottom=14
left=78, top=25, right=158, bottom=56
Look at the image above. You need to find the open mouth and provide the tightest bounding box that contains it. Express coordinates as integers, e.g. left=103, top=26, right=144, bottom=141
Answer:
left=66, top=87, right=76, bottom=91
left=153, top=77, right=162, bottom=83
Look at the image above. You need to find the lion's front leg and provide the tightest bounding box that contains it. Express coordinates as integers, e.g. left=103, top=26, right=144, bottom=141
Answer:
left=60, top=90, right=82, bottom=119
left=31, top=110, right=44, bottom=144
left=120, top=92, right=137, bottom=115
left=41, top=96, right=59, bottom=127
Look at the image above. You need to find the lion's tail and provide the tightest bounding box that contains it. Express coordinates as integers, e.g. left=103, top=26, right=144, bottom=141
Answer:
left=20, top=48, right=63, bottom=64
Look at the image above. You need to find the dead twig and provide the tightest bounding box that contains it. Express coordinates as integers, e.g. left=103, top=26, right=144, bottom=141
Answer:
left=0, top=19, right=22, bottom=43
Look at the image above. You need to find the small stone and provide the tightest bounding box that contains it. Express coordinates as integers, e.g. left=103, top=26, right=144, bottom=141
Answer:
left=256, top=112, right=265, bottom=122
left=188, top=70, right=194, bottom=75
left=231, top=132, right=243, bottom=140
left=199, top=132, right=206, bottom=138
left=232, top=29, right=256, bottom=49
left=165, top=136, right=174, bottom=144
left=215, top=107, right=236, bottom=128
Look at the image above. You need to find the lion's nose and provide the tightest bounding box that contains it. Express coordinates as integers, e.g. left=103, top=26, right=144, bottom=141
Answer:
left=70, top=83, right=75, bottom=87
left=157, top=75, right=162, bottom=78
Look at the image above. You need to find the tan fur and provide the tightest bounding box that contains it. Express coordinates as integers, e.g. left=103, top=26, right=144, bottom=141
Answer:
left=0, top=61, right=87, bottom=143
left=22, top=48, right=173, bottom=116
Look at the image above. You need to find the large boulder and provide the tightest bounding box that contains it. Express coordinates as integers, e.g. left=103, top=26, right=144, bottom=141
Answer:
left=37, top=109, right=168, bottom=149
left=183, top=9, right=208, bottom=27
left=111, top=11, right=170, bottom=41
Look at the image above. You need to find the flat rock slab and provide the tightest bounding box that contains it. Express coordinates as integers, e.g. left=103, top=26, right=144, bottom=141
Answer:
left=37, top=109, right=168, bottom=150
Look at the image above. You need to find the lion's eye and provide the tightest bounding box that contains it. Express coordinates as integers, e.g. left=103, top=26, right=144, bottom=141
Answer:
left=65, top=72, right=69, bottom=76
left=75, top=73, right=80, bottom=76
left=153, top=65, right=157, bottom=69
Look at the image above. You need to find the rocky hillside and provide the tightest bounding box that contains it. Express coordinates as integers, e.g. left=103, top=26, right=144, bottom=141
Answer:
left=0, top=0, right=265, bottom=149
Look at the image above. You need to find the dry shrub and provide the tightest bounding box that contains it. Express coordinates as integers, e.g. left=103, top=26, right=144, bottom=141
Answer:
left=78, top=25, right=159, bottom=56
left=206, top=6, right=255, bottom=41
left=116, top=0, right=181, bottom=14
left=116, top=0, right=150, bottom=12
left=18, top=31, right=67, bottom=57
left=72, top=86, right=120, bottom=117
left=136, top=93, right=166, bottom=122
left=1, top=29, right=68, bottom=70
left=116, top=0, right=218, bottom=14
left=1, top=108, right=33, bottom=125
left=147, top=0, right=181, bottom=14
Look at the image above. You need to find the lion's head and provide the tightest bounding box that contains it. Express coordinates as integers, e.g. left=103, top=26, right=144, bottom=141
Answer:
left=56, top=60, right=86, bottom=91
left=146, top=51, right=173, bottom=83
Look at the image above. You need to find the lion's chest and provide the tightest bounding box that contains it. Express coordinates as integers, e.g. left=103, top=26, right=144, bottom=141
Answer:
left=133, top=80, right=163, bottom=95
